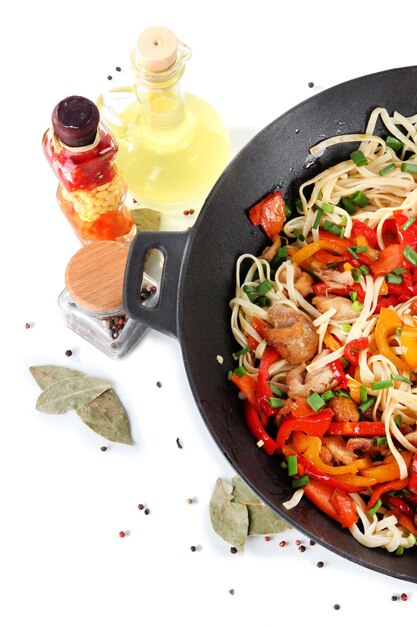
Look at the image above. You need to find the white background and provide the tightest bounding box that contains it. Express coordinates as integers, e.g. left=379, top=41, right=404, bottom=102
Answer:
left=2, top=1, right=417, bottom=624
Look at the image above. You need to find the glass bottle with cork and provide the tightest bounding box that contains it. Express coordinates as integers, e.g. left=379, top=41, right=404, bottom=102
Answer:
left=97, top=26, right=230, bottom=214
left=42, top=96, right=137, bottom=244
left=58, top=240, right=158, bottom=359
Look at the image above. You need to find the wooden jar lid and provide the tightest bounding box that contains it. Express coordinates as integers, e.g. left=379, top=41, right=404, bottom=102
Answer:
left=137, top=26, right=178, bottom=72
left=65, top=241, right=128, bottom=314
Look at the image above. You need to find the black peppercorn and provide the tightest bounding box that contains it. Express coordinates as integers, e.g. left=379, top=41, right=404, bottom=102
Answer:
left=230, top=547, right=238, bottom=554
left=316, top=561, right=324, bottom=568
left=65, top=349, right=73, bottom=357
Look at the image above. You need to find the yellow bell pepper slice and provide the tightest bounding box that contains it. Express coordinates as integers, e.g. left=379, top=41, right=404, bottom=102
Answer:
left=375, top=308, right=410, bottom=371
left=293, top=432, right=359, bottom=475
left=291, top=239, right=346, bottom=267
left=400, top=327, right=417, bottom=368
left=359, top=451, right=412, bottom=483
left=323, top=330, right=341, bottom=352
left=347, top=379, right=361, bottom=403
left=331, top=473, right=377, bottom=488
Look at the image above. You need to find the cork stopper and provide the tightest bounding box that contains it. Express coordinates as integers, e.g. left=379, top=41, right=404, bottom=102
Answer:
left=137, top=26, right=178, bottom=72
left=65, top=241, right=128, bottom=314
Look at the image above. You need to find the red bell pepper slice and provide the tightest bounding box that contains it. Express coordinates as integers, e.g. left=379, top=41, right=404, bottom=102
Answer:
left=256, top=347, right=279, bottom=416
left=344, top=337, right=369, bottom=366
left=247, top=316, right=271, bottom=350
left=303, top=480, right=359, bottom=528
left=315, top=249, right=350, bottom=265
left=383, top=495, right=415, bottom=518
left=329, top=359, right=348, bottom=388
left=248, top=190, right=286, bottom=240
left=351, top=219, right=378, bottom=249
left=243, top=400, right=276, bottom=455
left=366, top=478, right=409, bottom=510
left=408, top=452, right=417, bottom=495
left=327, top=421, right=386, bottom=437
left=297, top=456, right=364, bottom=494
left=276, top=409, right=333, bottom=453
left=391, top=509, right=417, bottom=535
left=371, top=244, right=404, bottom=277
left=230, top=372, right=258, bottom=410
left=395, top=211, right=417, bottom=249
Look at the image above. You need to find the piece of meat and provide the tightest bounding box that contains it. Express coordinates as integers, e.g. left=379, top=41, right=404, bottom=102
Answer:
left=346, top=437, right=390, bottom=456
left=279, top=264, right=314, bottom=297
left=322, top=436, right=357, bottom=466
left=314, top=269, right=354, bottom=290
left=328, top=396, right=360, bottom=422
left=260, top=236, right=281, bottom=263
left=268, top=304, right=302, bottom=328
left=286, top=352, right=338, bottom=398
left=319, top=446, right=333, bottom=465
left=312, top=295, right=360, bottom=320
left=264, top=318, right=318, bottom=364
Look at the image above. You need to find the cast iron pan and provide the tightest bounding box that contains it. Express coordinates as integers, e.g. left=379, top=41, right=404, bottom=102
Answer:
left=124, top=66, right=417, bottom=582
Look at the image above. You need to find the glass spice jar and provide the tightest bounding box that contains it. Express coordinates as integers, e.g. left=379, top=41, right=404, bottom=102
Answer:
left=58, top=240, right=157, bottom=359
left=42, top=95, right=137, bottom=244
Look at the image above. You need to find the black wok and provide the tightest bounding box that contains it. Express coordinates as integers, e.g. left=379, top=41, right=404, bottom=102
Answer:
left=124, top=66, right=417, bottom=582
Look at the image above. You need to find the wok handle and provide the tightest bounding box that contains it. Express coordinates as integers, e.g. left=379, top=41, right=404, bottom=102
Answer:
left=123, top=230, right=190, bottom=338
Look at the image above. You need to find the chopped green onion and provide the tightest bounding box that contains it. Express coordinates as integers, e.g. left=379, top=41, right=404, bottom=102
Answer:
left=350, top=150, right=367, bottom=167
left=386, top=136, right=404, bottom=151
left=284, top=204, right=292, bottom=218
left=243, top=284, right=257, bottom=294
left=347, top=246, right=359, bottom=260
left=232, top=347, right=251, bottom=360
left=341, top=197, right=357, bottom=214
left=374, top=436, right=388, bottom=446
left=321, top=390, right=335, bottom=402
left=401, top=162, right=417, bottom=175
left=271, top=247, right=287, bottom=270
left=256, top=439, right=264, bottom=448
left=403, top=245, right=417, bottom=266
left=256, top=279, right=274, bottom=296
left=352, top=301, right=364, bottom=312
left=391, top=374, right=412, bottom=385
left=268, top=397, right=283, bottom=409
left=397, top=328, right=402, bottom=336
left=341, top=357, right=349, bottom=367
left=306, top=392, right=326, bottom=412
left=287, top=455, right=298, bottom=477
left=359, top=396, right=376, bottom=413
left=395, top=545, right=405, bottom=556
left=351, top=268, right=362, bottom=283
left=278, top=246, right=287, bottom=258
left=392, top=268, right=406, bottom=275
left=313, top=208, right=323, bottom=230
left=292, top=228, right=305, bottom=241
left=335, top=389, right=351, bottom=399
left=340, top=323, right=352, bottom=332
left=232, top=366, right=247, bottom=378
left=280, top=460, right=288, bottom=469
left=327, top=262, right=338, bottom=269
left=340, top=215, right=347, bottom=226
left=322, top=202, right=334, bottom=214
left=401, top=488, right=412, bottom=498
left=402, top=216, right=416, bottom=231
left=227, top=370, right=233, bottom=380
left=350, top=291, right=358, bottom=302
left=291, top=476, right=310, bottom=489
left=295, top=198, right=303, bottom=210
left=386, top=273, right=403, bottom=284
left=269, top=383, right=283, bottom=397
left=368, top=498, right=382, bottom=517
left=257, top=296, right=271, bottom=307
left=352, top=246, right=368, bottom=254
left=351, top=190, right=370, bottom=208
left=340, top=226, right=346, bottom=239
left=359, top=264, right=370, bottom=275
left=323, top=220, right=342, bottom=236
left=395, top=414, right=402, bottom=428
left=379, top=163, right=396, bottom=176
left=360, top=385, right=368, bottom=403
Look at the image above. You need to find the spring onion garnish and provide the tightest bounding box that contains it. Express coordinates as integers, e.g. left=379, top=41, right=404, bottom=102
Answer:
left=322, top=202, right=334, bottom=213
left=350, top=150, right=367, bottom=167
left=306, top=392, right=326, bottom=412
left=396, top=328, right=402, bottom=336
left=347, top=247, right=359, bottom=260
left=358, top=397, right=376, bottom=413
left=327, top=262, right=338, bottom=269
left=395, top=546, right=405, bottom=556
left=401, top=216, right=416, bottom=231
left=313, top=208, right=323, bottom=230
left=322, top=220, right=342, bottom=236
left=341, top=197, right=356, bottom=214
left=391, top=374, right=412, bottom=385
left=395, top=414, right=402, bottom=428
left=350, top=291, right=358, bottom=302
left=291, top=476, right=310, bottom=489
left=232, top=347, right=251, bottom=360
left=359, top=264, right=370, bottom=275
left=351, top=190, right=370, bottom=207
left=393, top=268, right=406, bottom=275
left=374, top=436, right=388, bottom=446
left=243, top=284, right=257, bottom=294
left=295, top=198, right=303, bottom=210
left=371, top=380, right=394, bottom=390
left=284, top=204, right=292, bottom=218
left=269, top=383, right=283, bottom=397
left=321, top=390, right=335, bottom=402
left=351, top=268, right=362, bottom=282
left=256, top=279, right=274, bottom=296
left=368, top=498, right=382, bottom=517
left=386, top=135, right=404, bottom=151
left=257, top=296, right=271, bottom=307
left=386, top=273, right=403, bottom=284
left=232, top=366, right=247, bottom=378
left=287, top=455, right=298, bottom=477
left=401, top=162, right=417, bottom=175
left=278, top=246, right=287, bottom=257
left=257, top=440, right=264, bottom=448
left=268, top=397, right=283, bottom=409
left=360, top=385, right=368, bottom=403
left=352, top=301, right=364, bottom=312
left=379, top=163, right=396, bottom=176
left=292, top=228, right=305, bottom=241
left=340, top=226, right=346, bottom=239
left=271, top=247, right=287, bottom=269
left=340, top=323, right=352, bottom=332
left=335, top=389, right=351, bottom=399
left=403, top=245, right=417, bottom=266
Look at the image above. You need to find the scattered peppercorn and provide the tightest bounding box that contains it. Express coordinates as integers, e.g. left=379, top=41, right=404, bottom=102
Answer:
left=190, top=545, right=197, bottom=552
left=138, top=504, right=144, bottom=510
left=156, top=381, right=162, bottom=388
left=183, top=210, right=189, bottom=216
left=264, top=536, right=271, bottom=542
left=65, top=349, right=73, bottom=357
left=189, top=209, right=195, bottom=215
left=115, top=66, right=121, bottom=72
left=308, top=81, right=314, bottom=88
left=25, top=322, right=31, bottom=329
left=107, top=75, right=113, bottom=80
left=333, top=604, right=341, bottom=611
left=176, top=437, right=183, bottom=449
left=298, top=545, right=306, bottom=553
left=132, top=198, right=137, bottom=203
left=230, top=547, right=238, bottom=554
left=119, top=531, right=126, bottom=538
left=310, top=540, right=316, bottom=546
left=279, top=540, right=287, bottom=547
left=144, top=508, right=150, bottom=515
left=295, top=539, right=302, bottom=546
left=392, top=595, right=398, bottom=601
left=186, top=498, right=194, bottom=505
left=100, top=446, right=107, bottom=452
left=316, top=561, right=324, bottom=568
left=229, top=589, right=235, bottom=596
left=401, top=593, right=408, bottom=601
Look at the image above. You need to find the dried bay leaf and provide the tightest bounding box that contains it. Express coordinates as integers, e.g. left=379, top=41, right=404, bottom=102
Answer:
left=35, top=376, right=111, bottom=414
left=29, top=365, right=85, bottom=391
left=77, top=389, right=133, bottom=445
left=232, top=476, right=292, bottom=536
left=130, top=208, right=160, bottom=231
left=209, top=478, right=248, bottom=552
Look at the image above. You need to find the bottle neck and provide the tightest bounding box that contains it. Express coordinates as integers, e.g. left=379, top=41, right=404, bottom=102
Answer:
left=137, top=81, right=185, bottom=128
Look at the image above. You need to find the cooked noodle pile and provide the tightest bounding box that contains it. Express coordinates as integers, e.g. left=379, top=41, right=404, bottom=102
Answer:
left=230, top=107, right=417, bottom=552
